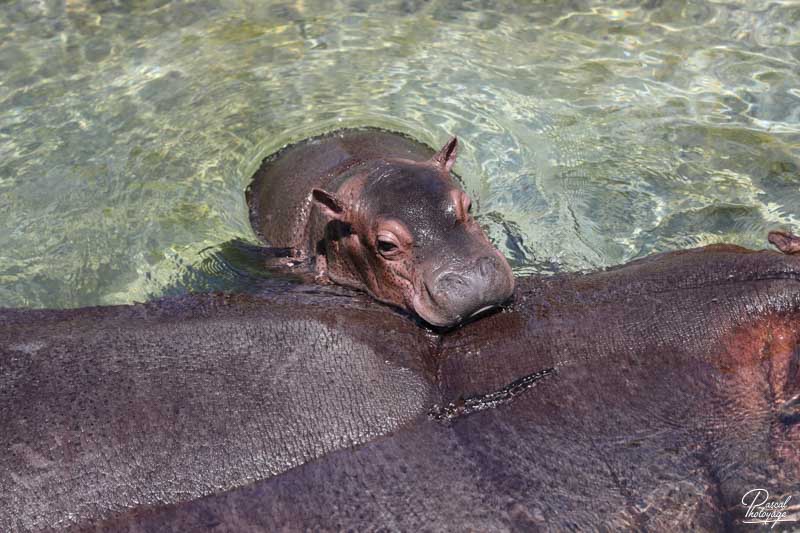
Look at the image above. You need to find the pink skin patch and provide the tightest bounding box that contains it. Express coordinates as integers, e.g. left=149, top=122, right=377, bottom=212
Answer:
left=769, top=230, right=800, bottom=255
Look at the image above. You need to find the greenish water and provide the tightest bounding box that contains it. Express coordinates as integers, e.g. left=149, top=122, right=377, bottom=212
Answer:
left=1, top=0, right=799, bottom=309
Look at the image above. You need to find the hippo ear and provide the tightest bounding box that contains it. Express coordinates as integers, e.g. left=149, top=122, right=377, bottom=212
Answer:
left=432, top=136, right=458, bottom=173
left=311, top=188, right=345, bottom=219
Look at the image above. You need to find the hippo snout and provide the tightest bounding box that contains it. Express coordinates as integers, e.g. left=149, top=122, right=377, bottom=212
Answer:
left=418, top=253, right=515, bottom=327
left=434, top=256, right=500, bottom=295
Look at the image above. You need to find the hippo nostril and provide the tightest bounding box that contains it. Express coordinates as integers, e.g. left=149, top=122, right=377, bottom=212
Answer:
left=437, top=273, right=468, bottom=293
left=477, top=256, right=497, bottom=278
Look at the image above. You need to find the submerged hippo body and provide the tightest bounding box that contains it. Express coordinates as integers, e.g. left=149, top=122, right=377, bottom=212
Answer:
left=246, top=128, right=514, bottom=327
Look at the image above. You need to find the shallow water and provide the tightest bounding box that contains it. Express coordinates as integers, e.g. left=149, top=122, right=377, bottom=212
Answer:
left=1, top=0, right=799, bottom=309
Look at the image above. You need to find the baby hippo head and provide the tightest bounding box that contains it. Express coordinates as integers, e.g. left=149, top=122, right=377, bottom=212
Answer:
left=311, top=137, right=515, bottom=327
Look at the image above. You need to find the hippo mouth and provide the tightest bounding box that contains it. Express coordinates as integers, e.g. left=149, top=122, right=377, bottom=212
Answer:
left=469, top=305, right=499, bottom=319
left=411, top=286, right=509, bottom=328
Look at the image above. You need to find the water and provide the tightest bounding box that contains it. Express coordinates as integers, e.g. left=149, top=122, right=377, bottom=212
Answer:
left=1, top=0, right=799, bottom=309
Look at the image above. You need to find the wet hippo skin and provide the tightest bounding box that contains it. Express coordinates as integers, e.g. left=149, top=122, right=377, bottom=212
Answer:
left=2, top=246, right=799, bottom=531
left=246, top=128, right=515, bottom=328
left=0, top=287, right=439, bottom=532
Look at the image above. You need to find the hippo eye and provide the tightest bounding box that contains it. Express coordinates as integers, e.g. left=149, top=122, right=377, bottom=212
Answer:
left=375, top=224, right=410, bottom=259
left=377, top=239, right=399, bottom=255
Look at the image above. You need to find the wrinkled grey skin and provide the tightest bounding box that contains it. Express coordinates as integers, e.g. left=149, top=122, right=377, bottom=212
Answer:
left=2, top=245, right=799, bottom=532
left=246, top=128, right=515, bottom=327
left=1, top=285, right=438, bottom=532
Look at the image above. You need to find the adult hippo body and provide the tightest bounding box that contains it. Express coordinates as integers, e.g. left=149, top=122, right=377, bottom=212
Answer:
left=2, top=244, right=800, bottom=531
left=2, top=128, right=800, bottom=531
left=246, top=128, right=515, bottom=327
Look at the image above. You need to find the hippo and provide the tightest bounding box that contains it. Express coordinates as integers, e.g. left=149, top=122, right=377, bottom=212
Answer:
left=245, top=128, right=515, bottom=327
left=2, top=237, right=800, bottom=531
left=2, top=127, right=800, bottom=531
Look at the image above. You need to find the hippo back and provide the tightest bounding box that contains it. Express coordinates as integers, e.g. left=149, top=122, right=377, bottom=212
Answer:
left=246, top=128, right=435, bottom=248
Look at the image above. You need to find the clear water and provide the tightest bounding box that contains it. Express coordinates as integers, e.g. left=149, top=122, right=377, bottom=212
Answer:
left=2, top=0, right=799, bottom=309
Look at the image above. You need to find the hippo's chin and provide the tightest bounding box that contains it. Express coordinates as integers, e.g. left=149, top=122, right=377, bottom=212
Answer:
left=411, top=295, right=492, bottom=328
left=415, top=304, right=506, bottom=328
left=419, top=312, right=463, bottom=328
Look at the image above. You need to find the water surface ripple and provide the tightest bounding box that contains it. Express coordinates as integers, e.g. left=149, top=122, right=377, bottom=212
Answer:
left=1, top=0, right=799, bottom=308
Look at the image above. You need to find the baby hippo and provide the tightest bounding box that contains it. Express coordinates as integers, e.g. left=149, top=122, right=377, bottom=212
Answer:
left=246, top=128, right=515, bottom=327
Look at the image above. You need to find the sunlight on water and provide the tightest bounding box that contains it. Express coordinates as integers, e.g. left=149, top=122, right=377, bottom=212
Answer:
left=1, top=0, right=799, bottom=308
